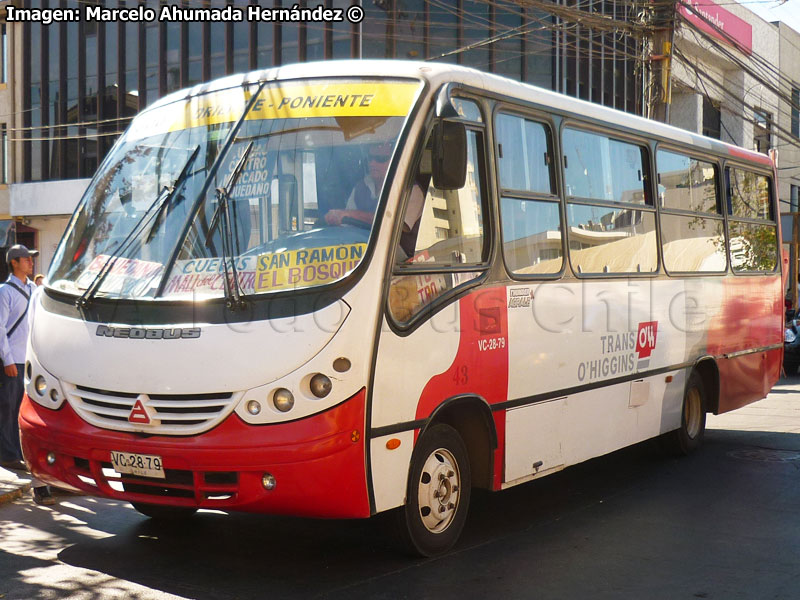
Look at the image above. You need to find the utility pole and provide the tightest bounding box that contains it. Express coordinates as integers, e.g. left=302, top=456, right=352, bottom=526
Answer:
left=647, top=0, right=677, bottom=123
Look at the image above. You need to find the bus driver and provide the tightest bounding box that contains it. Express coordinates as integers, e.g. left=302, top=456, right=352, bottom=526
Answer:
left=324, top=143, right=392, bottom=227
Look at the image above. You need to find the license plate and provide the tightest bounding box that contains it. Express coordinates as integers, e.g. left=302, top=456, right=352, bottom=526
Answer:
left=110, top=451, right=165, bottom=479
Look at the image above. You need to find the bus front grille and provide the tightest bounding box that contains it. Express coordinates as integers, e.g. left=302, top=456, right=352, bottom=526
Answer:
left=65, top=384, right=240, bottom=435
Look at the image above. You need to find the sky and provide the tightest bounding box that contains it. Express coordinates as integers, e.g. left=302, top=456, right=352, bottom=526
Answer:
left=738, top=0, right=800, bottom=34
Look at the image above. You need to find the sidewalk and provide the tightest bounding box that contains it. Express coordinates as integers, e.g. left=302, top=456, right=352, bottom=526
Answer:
left=0, top=465, right=31, bottom=505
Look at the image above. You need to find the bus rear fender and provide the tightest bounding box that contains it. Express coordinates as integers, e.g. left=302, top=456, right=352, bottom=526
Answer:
left=692, top=357, right=720, bottom=415
left=421, top=395, right=497, bottom=490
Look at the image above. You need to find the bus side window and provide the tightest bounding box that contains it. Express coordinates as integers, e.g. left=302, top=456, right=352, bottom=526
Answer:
left=563, top=128, right=658, bottom=275
left=727, top=168, right=777, bottom=272
left=495, top=112, right=562, bottom=276
left=657, top=149, right=726, bottom=273
left=389, top=128, right=488, bottom=324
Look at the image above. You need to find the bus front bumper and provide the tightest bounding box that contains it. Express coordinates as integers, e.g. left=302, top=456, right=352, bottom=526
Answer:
left=19, top=389, right=370, bottom=519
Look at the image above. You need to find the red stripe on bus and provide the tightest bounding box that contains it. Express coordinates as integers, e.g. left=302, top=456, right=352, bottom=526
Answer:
left=413, top=287, right=510, bottom=489
left=727, top=146, right=772, bottom=166
left=414, top=287, right=509, bottom=421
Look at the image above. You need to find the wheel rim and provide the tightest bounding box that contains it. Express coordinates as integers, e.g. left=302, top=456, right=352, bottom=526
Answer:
left=684, top=386, right=702, bottom=439
left=417, top=447, right=461, bottom=534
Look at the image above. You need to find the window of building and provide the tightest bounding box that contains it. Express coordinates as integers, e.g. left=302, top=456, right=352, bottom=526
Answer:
left=563, top=128, right=656, bottom=274
left=702, top=96, right=721, bottom=139
left=727, top=167, right=777, bottom=272
left=0, top=124, right=7, bottom=184
left=1, top=24, right=7, bottom=84
left=792, top=88, right=799, bottom=139
left=753, top=109, right=771, bottom=154
left=657, top=150, right=725, bottom=273
left=792, top=184, right=799, bottom=213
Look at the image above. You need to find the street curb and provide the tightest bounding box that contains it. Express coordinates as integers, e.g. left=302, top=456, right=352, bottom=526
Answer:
left=0, top=480, right=31, bottom=505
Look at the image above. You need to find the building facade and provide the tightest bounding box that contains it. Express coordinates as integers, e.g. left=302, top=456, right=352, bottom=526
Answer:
left=7, top=0, right=798, bottom=276
left=6, top=0, right=651, bottom=273
left=669, top=0, right=780, bottom=153
left=777, top=22, right=800, bottom=298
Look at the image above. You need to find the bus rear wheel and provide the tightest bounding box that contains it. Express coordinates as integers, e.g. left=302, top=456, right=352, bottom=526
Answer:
left=131, top=502, right=198, bottom=520
left=663, top=371, right=706, bottom=456
left=394, top=423, right=471, bottom=557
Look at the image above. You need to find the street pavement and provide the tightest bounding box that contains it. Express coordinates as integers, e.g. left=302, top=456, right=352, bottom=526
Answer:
left=2, top=375, right=800, bottom=599
left=0, top=466, right=31, bottom=505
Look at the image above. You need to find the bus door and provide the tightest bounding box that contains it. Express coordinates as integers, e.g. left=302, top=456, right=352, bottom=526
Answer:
left=369, top=101, right=497, bottom=513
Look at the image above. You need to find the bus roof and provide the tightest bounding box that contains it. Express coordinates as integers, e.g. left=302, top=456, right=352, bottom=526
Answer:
left=149, top=59, right=772, bottom=168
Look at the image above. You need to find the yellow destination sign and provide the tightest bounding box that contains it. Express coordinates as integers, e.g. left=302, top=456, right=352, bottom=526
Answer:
left=248, top=81, right=420, bottom=119
left=254, top=243, right=367, bottom=292
left=126, top=80, right=419, bottom=141
left=127, top=86, right=252, bottom=141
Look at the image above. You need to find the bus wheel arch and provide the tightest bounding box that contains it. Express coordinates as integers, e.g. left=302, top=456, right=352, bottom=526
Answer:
left=662, top=368, right=709, bottom=456
left=693, top=358, right=720, bottom=415
left=424, top=395, right=497, bottom=491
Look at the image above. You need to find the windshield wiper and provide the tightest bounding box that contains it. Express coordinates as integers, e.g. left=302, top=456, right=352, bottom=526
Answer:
left=145, top=145, right=201, bottom=244
left=204, top=141, right=253, bottom=310
left=76, top=145, right=202, bottom=309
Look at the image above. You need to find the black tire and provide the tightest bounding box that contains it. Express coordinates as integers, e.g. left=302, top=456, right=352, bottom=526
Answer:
left=784, top=360, right=799, bottom=375
left=131, top=502, right=198, bottom=520
left=662, top=371, right=706, bottom=456
left=393, top=423, right=471, bottom=557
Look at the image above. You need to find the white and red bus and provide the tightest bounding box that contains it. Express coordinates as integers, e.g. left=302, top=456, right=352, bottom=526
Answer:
left=20, top=60, right=782, bottom=556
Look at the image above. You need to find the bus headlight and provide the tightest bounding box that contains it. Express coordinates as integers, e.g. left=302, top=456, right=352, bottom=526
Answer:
left=273, top=388, right=294, bottom=412
left=309, top=373, right=332, bottom=398
left=34, top=376, right=47, bottom=396
left=246, top=400, right=262, bottom=415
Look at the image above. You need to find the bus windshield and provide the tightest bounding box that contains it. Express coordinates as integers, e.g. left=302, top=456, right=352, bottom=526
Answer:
left=48, top=78, right=421, bottom=300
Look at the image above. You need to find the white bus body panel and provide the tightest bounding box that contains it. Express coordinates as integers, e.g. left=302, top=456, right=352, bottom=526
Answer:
left=370, top=308, right=462, bottom=513
left=31, top=295, right=349, bottom=394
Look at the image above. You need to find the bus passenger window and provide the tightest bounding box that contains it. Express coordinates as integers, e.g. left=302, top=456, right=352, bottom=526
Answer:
left=495, top=112, right=561, bottom=275
left=501, top=198, right=562, bottom=275
left=563, top=129, right=657, bottom=275
left=496, top=113, right=554, bottom=194
left=563, top=129, right=649, bottom=205
left=727, top=168, right=777, bottom=272
left=657, top=150, right=726, bottom=273
left=657, top=151, right=718, bottom=214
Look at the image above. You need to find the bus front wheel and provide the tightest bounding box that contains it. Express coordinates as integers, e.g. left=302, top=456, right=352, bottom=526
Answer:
left=132, top=502, right=198, bottom=520
left=663, top=371, right=707, bottom=455
left=394, top=423, right=471, bottom=557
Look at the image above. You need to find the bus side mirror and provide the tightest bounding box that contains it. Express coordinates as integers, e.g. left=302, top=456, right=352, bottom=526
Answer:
left=432, top=120, right=467, bottom=190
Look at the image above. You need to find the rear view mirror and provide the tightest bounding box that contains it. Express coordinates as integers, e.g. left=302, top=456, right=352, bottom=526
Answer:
left=432, top=120, right=467, bottom=190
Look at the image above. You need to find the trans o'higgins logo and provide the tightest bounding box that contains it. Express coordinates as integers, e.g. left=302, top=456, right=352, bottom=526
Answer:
left=635, top=321, right=658, bottom=368
left=577, top=321, right=659, bottom=383
left=96, top=325, right=201, bottom=339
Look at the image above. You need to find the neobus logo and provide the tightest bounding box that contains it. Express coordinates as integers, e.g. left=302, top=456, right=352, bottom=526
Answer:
left=128, top=399, right=152, bottom=424
left=96, top=325, right=201, bottom=339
